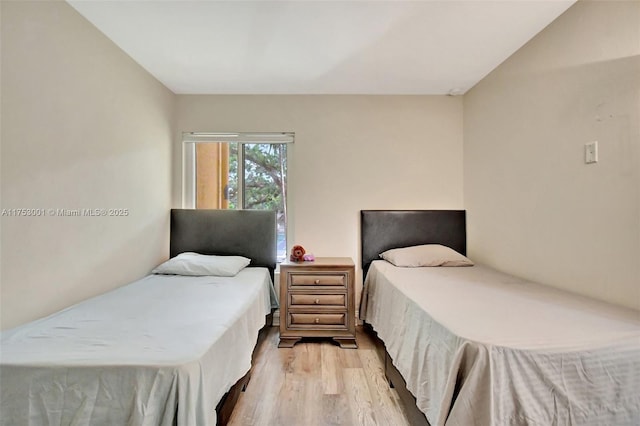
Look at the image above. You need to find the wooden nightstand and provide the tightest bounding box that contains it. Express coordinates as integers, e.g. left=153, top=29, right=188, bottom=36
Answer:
left=278, top=257, right=357, bottom=349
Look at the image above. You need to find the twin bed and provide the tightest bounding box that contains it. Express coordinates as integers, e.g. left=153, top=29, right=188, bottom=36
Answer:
left=360, top=210, right=640, bottom=426
left=0, top=209, right=277, bottom=426
left=3, top=208, right=639, bottom=426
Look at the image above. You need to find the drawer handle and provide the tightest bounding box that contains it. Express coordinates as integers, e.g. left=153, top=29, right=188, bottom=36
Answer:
left=314, top=279, right=320, bottom=284
left=314, top=318, right=320, bottom=324
left=314, top=298, right=320, bottom=304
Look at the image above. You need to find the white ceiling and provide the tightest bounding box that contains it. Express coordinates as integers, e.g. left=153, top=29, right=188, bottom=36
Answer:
left=67, top=0, right=576, bottom=95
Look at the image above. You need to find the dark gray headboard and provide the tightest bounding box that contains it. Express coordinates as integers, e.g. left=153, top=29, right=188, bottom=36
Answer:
left=361, top=210, right=466, bottom=276
left=170, top=209, right=277, bottom=278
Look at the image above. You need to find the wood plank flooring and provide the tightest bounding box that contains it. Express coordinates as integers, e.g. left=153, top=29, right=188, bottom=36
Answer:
left=228, top=326, right=412, bottom=426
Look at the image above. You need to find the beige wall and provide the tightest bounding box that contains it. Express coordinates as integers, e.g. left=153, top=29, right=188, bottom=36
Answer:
left=175, top=95, right=464, bottom=303
left=464, top=0, right=640, bottom=309
left=1, top=1, right=174, bottom=329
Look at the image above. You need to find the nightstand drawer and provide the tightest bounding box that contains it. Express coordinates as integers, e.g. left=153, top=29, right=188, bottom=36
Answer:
left=290, top=313, right=346, bottom=326
left=290, top=294, right=346, bottom=307
left=289, top=274, right=345, bottom=287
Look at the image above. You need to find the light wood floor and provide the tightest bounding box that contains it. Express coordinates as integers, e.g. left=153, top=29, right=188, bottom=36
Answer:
left=228, top=326, right=412, bottom=426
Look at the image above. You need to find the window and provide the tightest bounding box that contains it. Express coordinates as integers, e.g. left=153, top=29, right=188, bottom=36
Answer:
left=183, top=133, right=293, bottom=261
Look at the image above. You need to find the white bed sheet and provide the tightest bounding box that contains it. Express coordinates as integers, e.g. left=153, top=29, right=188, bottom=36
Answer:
left=0, top=267, right=277, bottom=426
left=361, top=260, right=640, bottom=426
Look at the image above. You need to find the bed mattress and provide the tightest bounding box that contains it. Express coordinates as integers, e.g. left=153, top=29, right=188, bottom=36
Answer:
left=0, top=267, right=277, bottom=426
left=361, top=260, right=640, bottom=425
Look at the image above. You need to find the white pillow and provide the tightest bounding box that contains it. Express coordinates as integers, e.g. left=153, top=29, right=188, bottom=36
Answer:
left=152, top=252, right=251, bottom=277
left=380, top=244, right=474, bottom=267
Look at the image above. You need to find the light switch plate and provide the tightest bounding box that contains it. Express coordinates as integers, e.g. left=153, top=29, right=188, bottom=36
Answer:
left=585, top=141, right=598, bottom=164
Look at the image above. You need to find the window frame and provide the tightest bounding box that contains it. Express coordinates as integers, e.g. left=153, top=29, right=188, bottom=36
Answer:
left=182, top=132, right=294, bottom=262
